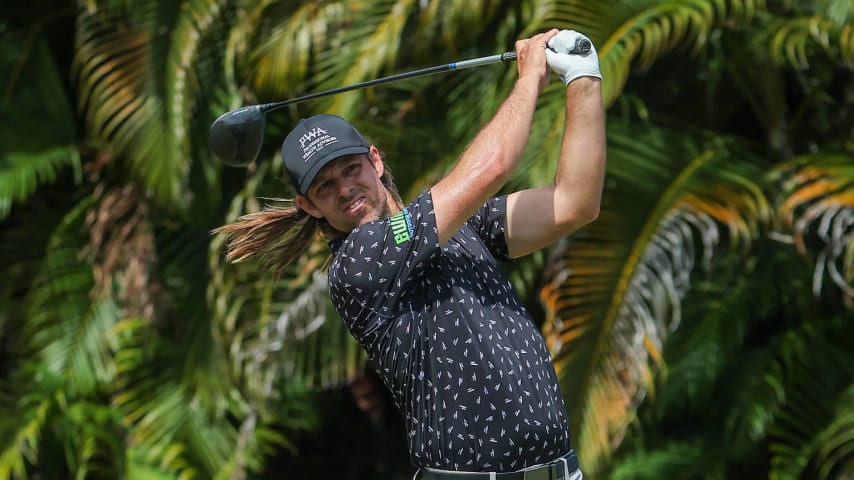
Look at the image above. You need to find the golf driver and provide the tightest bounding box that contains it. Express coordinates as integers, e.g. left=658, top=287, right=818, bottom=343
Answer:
left=210, top=38, right=592, bottom=167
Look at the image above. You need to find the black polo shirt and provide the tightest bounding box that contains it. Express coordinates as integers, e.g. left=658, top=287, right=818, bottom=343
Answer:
left=328, top=190, right=570, bottom=472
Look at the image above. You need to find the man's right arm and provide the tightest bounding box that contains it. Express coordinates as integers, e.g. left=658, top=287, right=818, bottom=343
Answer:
left=430, top=29, right=558, bottom=245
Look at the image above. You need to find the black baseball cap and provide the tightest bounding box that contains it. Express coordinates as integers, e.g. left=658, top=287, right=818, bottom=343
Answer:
left=282, top=114, right=370, bottom=195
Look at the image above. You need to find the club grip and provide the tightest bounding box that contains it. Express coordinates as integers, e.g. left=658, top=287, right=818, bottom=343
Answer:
left=570, top=38, right=592, bottom=55
left=501, top=38, right=591, bottom=63
left=501, top=51, right=517, bottom=62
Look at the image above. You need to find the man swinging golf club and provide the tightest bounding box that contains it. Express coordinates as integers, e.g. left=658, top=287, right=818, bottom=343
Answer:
left=216, top=29, right=605, bottom=479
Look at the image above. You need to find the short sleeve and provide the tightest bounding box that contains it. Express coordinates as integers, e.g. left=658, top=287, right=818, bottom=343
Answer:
left=465, top=195, right=510, bottom=261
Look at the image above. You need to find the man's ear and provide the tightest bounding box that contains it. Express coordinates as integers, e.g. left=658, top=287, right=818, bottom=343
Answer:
left=296, top=195, right=324, bottom=219
left=369, top=145, right=384, bottom=176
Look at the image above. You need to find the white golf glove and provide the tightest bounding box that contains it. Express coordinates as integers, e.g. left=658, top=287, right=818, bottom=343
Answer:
left=545, top=30, right=602, bottom=85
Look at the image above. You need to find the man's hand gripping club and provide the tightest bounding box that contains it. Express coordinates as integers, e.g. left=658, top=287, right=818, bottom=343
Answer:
left=545, top=30, right=602, bottom=85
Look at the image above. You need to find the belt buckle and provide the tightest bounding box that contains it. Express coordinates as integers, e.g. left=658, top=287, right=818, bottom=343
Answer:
left=521, top=466, right=552, bottom=480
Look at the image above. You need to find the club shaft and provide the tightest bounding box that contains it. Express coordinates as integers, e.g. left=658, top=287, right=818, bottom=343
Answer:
left=258, top=52, right=517, bottom=113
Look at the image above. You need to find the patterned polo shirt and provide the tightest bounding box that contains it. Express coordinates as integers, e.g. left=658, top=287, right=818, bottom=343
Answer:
left=328, top=190, right=570, bottom=472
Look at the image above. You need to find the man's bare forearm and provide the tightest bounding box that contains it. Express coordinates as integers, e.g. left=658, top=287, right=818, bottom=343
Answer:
left=554, top=77, right=606, bottom=225
left=454, top=75, right=541, bottom=190
left=431, top=30, right=558, bottom=245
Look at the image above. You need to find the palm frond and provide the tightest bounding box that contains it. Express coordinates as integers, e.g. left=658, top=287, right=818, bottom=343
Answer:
left=612, top=239, right=852, bottom=478
left=776, top=152, right=854, bottom=306
left=126, top=447, right=182, bottom=480
left=761, top=318, right=854, bottom=479
left=322, top=0, right=418, bottom=117
left=162, top=0, right=233, bottom=184
left=0, top=29, right=81, bottom=220
left=0, top=388, right=52, bottom=479
left=112, top=317, right=223, bottom=478
left=815, top=382, right=854, bottom=479
left=0, top=28, right=76, bottom=151
left=543, top=0, right=764, bottom=107
left=1, top=360, right=125, bottom=479
left=57, top=400, right=126, bottom=479
left=641, top=250, right=782, bottom=426
left=113, top=310, right=316, bottom=478
left=73, top=0, right=232, bottom=209
left=73, top=7, right=182, bottom=207
left=722, top=335, right=801, bottom=459
left=608, top=440, right=721, bottom=480
left=249, top=2, right=347, bottom=99
left=539, top=119, right=770, bottom=472
left=0, top=148, right=82, bottom=220
left=239, top=0, right=416, bottom=118
left=761, top=0, right=854, bottom=68
left=22, top=196, right=120, bottom=398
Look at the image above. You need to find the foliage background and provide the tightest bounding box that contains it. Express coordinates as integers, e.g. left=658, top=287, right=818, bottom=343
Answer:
left=1, top=0, right=852, bottom=479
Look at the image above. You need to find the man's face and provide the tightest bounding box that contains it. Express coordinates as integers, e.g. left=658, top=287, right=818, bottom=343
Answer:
left=296, top=146, right=390, bottom=232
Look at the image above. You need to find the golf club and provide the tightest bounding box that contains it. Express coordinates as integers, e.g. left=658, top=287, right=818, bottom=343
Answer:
left=210, top=38, right=592, bottom=167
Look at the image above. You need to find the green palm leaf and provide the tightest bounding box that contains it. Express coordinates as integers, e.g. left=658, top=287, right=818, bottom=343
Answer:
left=243, top=0, right=415, bottom=119
left=609, top=440, right=721, bottom=479
left=543, top=0, right=763, bottom=107
left=0, top=388, right=52, bottom=479
left=761, top=318, right=854, bottom=479
left=73, top=0, right=232, bottom=209
left=23, top=197, right=119, bottom=397
left=762, top=0, right=854, bottom=68
left=73, top=6, right=183, bottom=207
left=612, top=248, right=852, bottom=478
left=540, top=119, right=770, bottom=472
left=816, top=383, right=854, bottom=479
left=1, top=196, right=125, bottom=478
left=58, top=400, right=126, bottom=479
left=1, top=28, right=81, bottom=220
left=113, top=317, right=231, bottom=478
left=0, top=148, right=82, bottom=220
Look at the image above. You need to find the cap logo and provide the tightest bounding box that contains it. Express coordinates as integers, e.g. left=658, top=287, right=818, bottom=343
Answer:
left=298, top=127, right=338, bottom=162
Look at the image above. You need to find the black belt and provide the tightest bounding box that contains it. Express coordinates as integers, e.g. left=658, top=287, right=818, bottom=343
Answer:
left=419, top=450, right=579, bottom=480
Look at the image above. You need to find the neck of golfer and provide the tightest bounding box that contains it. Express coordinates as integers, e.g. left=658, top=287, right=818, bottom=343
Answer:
left=372, top=187, right=404, bottom=225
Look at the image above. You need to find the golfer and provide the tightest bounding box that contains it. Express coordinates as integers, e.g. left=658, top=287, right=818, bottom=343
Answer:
left=216, top=29, right=605, bottom=479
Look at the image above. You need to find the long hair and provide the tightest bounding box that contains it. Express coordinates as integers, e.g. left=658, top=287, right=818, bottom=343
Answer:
left=213, top=159, right=402, bottom=281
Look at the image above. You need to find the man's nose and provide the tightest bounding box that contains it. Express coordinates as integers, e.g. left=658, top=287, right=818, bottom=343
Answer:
left=337, top=178, right=354, bottom=199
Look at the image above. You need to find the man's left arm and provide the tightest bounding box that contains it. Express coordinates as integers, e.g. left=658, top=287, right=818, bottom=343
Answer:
left=505, top=32, right=606, bottom=259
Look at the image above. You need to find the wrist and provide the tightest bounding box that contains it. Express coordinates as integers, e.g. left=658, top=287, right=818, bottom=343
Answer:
left=566, top=76, right=601, bottom=91
left=515, top=73, right=544, bottom=95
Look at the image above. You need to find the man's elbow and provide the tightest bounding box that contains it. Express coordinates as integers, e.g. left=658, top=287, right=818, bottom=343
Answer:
left=552, top=205, right=599, bottom=237
left=575, top=202, right=600, bottom=227
left=555, top=192, right=600, bottom=230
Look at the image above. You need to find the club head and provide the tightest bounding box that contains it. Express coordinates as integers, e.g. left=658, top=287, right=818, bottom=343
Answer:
left=209, top=106, right=266, bottom=167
